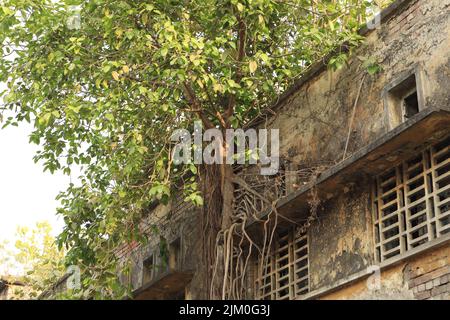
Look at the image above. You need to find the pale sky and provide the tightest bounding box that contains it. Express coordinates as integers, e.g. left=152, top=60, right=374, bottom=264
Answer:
left=0, top=121, right=72, bottom=241
left=0, top=81, right=84, bottom=276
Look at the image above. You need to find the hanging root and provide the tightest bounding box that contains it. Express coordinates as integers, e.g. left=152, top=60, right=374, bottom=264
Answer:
left=207, top=163, right=328, bottom=300
left=201, top=164, right=223, bottom=299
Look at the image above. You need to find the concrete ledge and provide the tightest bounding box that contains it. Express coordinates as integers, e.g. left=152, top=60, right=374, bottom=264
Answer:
left=132, top=269, right=194, bottom=300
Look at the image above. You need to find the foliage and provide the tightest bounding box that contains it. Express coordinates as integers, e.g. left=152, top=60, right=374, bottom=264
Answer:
left=0, top=222, right=65, bottom=299
left=0, top=0, right=387, bottom=298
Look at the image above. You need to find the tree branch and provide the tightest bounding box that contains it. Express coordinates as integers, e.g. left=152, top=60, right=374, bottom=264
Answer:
left=223, top=15, right=247, bottom=125
left=183, top=82, right=215, bottom=129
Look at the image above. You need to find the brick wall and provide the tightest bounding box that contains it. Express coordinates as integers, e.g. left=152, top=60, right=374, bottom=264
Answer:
left=406, top=246, right=450, bottom=300
left=317, top=244, right=450, bottom=300
left=410, top=267, right=450, bottom=299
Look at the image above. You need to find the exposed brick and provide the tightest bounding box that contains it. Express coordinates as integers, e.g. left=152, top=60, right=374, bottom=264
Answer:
left=433, top=278, right=441, bottom=287
left=412, top=266, right=450, bottom=286
left=440, top=275, right=449, bottom=285
left=412, top=273, right=432, bottom=287
left=397, top=11, right=407, bottom=22
left=418, top=284, right=426, bottom=292
left=431, top=285, right=448, bottom=297
left=391, top=25, right=401, bottom=35
left=415, top=290, right=431, bottom=300
left=425, top=281, right=433, bottom=290
left=430, top=267, right=450, bottom=280
left=408, top=3, right=419, bottom=15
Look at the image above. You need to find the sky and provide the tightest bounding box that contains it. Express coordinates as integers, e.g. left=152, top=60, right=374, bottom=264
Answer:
left=0, top=121, right=72, bottom=242
left=0, top=81, right=83, bottom=275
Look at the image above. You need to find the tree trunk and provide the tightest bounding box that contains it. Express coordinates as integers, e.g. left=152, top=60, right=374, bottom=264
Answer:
left=220, top=163, right=234, bottom=230
left=201, top=161, right=235, bottom=298
left=199, top=164, right=221, bottom=299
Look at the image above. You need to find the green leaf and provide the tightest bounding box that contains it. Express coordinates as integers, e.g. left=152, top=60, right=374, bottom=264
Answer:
left=138, top=86, right=147, bottom=94
left=249, top=60, right=257, bottom=73
left=111, top=71, right=120, bottom=81
left=2, top=6, right=14, bottom=16
left=0, top=0, right=373, bottom=298
left=367, top=64, right=380, bottom=75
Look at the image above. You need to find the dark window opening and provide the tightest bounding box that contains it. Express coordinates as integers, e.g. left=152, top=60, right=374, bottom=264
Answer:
left=169, top=238, right=181, bottom=271
left=384, top=70, right=422, bottom=128
left=171, top=289, right=186, bottom=300
left=403, top=91, right=419, bottom=119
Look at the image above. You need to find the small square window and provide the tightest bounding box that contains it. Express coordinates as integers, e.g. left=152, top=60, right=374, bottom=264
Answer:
left=383, top=67, right=424, bottom=130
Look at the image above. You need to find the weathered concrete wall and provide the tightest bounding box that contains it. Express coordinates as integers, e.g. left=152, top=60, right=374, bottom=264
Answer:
left=267, top=0, right=450, bottom=165
left=259, top=0, right=450, bottom=298
left=0, top=285, right=8, bottom=300
left=117, top=196, right=206, bottom=299
left=123, top=0, right=450, bottom=300
left=308, top=183, right=375, bottom=291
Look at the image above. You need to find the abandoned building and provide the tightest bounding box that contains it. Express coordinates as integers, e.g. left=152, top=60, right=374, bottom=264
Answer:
left=0, top=278, right=26, bottom=300
left=43, top=0, right=450, bottom=300
left=0, top=279, right=9, bottom=300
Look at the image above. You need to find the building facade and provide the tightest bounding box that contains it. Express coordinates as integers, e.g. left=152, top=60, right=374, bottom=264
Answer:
left=49, top=0, right=450, bottom=300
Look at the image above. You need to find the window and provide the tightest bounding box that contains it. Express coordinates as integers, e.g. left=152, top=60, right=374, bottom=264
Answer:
left=255, top=228, right=309, bottom=300
left=168, top=238, right=181, bottom=271
left=383, top=67, right=424, bottom=130
left=372, top=136, right=450, bottom=262
left=142, top=254, right=155, bottom=284
left=403, top=90, right=419, bottom=119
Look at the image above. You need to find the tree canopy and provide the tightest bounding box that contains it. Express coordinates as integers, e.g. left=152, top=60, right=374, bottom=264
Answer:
left=0, top=0, right=387, bottom=298
left=0, top=222, right=65, bottom=299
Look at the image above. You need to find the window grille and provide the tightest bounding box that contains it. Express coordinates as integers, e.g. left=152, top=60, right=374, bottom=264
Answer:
left=255, top=228, right=309, bottom=300
left=372, top=136, right=450, bottom=262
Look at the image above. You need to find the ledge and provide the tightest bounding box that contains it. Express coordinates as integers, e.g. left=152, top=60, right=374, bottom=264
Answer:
left=132, top=269, right=194, bottom=300
left=246, top=107, right=450, bottom=232
left=298, top=233, right=450, bottom=300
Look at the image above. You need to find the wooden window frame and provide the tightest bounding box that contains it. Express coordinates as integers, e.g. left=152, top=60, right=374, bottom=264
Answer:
left=255, top=228, right=309, bottom=300
left=372, top=136, right=450, bottom=262
left=383, top=65, right=426, bottom=131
